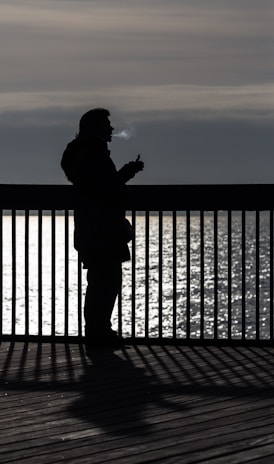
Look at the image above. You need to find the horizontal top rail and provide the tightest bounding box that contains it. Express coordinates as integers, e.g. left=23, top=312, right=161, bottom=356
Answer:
left=1, top=184, right=274, bottom=210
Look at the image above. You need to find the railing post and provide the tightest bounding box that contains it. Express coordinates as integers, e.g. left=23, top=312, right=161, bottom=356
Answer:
left=241, top=210, right=246, bottom=341
left=145, top=210, right=149, bottom=339
left=172, top=210, right=177, bottom=340
left=64, top=209, right=69, bottom=337
left=214, top=210, right=218, bottom=340
left=227, top=210, right=232, bottom=341
left=256, top=210, right=260, bottom=341
left=131, top=210, right=136, bottom=339
left=200, top=210, right=204, bottom=340
left=158, top=210, right=163, bottom=339
left=11, top=209, right=16, bottom=336
left=38, top=209, right=43, bottom=336
left=186, top=210, right=191, bottom=339
left=0, top=209, right=2, bottom=338
left=270, top=210, right=274, bottom=341
left=51, top=210, right=56, bottom=338
left=25, top=209, right=29, bottom=336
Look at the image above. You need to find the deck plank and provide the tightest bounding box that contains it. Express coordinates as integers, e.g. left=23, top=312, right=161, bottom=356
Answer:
left=1, top=342, right=274, bottom=463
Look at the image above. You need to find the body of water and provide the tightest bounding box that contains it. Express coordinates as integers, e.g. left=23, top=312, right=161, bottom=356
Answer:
left=1, top=212, right=273, bottom=339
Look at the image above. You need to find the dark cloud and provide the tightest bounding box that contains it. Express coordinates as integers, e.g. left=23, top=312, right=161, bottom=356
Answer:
left=113, top=117, right=274, bottom=185
left=1, top=109, right=273, bottom=185
left=0, top=1, right=273, bottom=184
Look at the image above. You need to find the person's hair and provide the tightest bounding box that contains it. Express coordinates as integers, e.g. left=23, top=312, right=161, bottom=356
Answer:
left=77, top=107, right=110, bottom=137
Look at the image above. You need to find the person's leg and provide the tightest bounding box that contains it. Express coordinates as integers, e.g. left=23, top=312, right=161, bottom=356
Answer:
left=84, top=256, right=122, bottom=340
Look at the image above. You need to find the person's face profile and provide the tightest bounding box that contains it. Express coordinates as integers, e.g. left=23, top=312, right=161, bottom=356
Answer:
left=99, top=118, right=113, bottom=142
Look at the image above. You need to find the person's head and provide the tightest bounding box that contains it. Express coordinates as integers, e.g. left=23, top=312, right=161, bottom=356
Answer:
left=77, top=107, right=113, bottom=142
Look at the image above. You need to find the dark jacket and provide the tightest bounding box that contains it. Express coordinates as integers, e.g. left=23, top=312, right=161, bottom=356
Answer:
left=61, top=137, right=134, bottom=264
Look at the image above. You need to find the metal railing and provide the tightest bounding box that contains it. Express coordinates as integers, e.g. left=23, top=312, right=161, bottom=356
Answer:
left=1, top=184, right=274, bottom=345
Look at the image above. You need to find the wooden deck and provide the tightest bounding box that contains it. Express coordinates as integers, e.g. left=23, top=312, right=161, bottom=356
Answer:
left=1, top=342, right=274, bottom=463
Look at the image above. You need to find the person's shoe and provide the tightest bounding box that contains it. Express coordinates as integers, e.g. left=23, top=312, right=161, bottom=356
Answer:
left=105, top=331, right=125, bottom=347
left=85, top=330, right=124, bottom=349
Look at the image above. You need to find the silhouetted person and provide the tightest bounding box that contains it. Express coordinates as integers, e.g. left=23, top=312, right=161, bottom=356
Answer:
left=61, top=108, right=144, bottom=347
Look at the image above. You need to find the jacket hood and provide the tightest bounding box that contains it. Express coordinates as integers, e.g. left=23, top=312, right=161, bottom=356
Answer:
left=61, top=138, right=108, bottom=184
left=61, top=139, right=80, bottom=183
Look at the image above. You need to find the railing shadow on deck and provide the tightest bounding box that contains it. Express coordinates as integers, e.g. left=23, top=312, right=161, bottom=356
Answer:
left=2, top=340, right=274, bottom=464
left=1, top=342, right=274, bottom=438
left=1, top=183, right=274, bottom=345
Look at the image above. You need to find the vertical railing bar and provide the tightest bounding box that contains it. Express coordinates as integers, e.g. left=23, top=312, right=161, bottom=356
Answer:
left=11, top=209, right=16, bottom=336
left=241, top=210, right=246, bottom=340
left=0, top=209, right=3, bottom=337
left=200, top=210, right=204, bottom=340
left=270, top=210, right=273, bottom=341
left=256, top=210, right=260, bottom=340
left=214, top=210, right=218, bottom=340
left=25, top=209, right=30, bottom=336
left=173, top=210, right=177, bottom=340
left=38, top=209, right=43, bottom=336
left=64, top=209, right=69, bottom=337
left=51, top=210, right=56, bottom=338
left=227, top=210, right=232, bottom=340
left=186, top=210, right=191, bottom=339
left=77, top=253, right=82, bottom=337
left=145, top=210, right=149, bottom=339
left=158, top=210, right=163, bottom=339
left=118, top=207, right=123, bottom=337
left=131, top=210, right=136, bottom=339
left=118, top=282, right=122, bottom=336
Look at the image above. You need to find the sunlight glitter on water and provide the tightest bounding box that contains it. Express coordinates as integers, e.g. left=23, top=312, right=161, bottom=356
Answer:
left=1, top=212, right=273, bottom=339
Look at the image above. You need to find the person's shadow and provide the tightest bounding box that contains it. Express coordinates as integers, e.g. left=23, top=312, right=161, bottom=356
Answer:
left=67, top=346, right=187, bottom=437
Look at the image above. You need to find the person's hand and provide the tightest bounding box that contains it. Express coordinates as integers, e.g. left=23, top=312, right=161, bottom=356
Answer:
left=134, top=159, right=144, bottom=173
left=126, top=158, right=144, bottom=177
left=133, top=154, right=144, bottom=173
left=119, top=155, right=144, bottom=181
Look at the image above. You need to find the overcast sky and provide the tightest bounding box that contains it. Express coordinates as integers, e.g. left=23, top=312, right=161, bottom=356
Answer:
left=0, top=0, right=273, bottom=184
